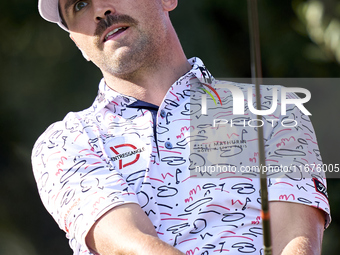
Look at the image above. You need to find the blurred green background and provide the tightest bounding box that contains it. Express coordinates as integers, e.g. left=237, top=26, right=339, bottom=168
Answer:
left=1, top=0, right=339, bottom=254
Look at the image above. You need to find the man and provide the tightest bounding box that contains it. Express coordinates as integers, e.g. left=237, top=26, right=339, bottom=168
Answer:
left=32, top=0, right=330, bottom=254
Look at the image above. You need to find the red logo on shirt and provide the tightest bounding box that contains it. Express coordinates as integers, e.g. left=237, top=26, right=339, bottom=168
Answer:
left=109, top=144, right=145, bottom=169
left=313, top=178, right=328, bottom=199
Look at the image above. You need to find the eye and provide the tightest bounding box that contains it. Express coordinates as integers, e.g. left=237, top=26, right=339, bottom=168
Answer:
left=74, top=1, right=88, bottom=12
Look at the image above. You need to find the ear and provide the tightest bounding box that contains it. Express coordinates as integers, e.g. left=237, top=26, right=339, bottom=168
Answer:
left=69, top=34, right=91, bottom=61
left=161, top=0, right=177, bottom=12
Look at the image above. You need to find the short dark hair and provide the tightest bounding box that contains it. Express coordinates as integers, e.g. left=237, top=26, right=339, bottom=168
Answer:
left=58, top=2, right=69, bottom=29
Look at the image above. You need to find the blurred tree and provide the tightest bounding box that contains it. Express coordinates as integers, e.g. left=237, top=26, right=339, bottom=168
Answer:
left=294, top=0, right=340, bottom=63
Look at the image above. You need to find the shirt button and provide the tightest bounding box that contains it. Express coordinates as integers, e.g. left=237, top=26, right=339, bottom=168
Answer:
left=165, top=141, right=173, bottom=149
left=160, top=109, right=166, bottom=118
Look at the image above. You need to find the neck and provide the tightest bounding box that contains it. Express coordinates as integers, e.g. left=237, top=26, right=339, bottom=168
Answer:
left=102, top=27, right=191, bottom=106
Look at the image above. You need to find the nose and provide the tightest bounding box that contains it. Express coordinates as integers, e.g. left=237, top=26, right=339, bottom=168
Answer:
left=93, top=1, right=116, bottom=22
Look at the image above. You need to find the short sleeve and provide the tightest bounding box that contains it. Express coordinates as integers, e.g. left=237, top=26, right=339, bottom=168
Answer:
left=262, top=88, right=331, bottom=228
left=31, top=112, right=139, bottom=250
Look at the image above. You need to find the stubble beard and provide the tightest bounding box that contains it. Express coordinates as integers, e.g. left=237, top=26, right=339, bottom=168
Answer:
left=82, top=12, right=168, bottom=82
left=100, top=29, right=159, bottom=80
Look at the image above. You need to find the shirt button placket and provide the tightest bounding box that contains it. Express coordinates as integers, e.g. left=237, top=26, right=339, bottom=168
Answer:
left=160, top=109, right=166, bottom=118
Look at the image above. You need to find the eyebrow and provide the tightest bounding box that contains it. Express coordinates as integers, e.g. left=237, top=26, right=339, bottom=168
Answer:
left=63, top=0, right=79, bottom=18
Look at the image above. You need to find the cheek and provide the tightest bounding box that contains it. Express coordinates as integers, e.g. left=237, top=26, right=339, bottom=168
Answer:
left=68, top=14, right=96, bottom=36
left=131, top=0, right=166, bottom=23
left=70, top=32, right=95, bottom=52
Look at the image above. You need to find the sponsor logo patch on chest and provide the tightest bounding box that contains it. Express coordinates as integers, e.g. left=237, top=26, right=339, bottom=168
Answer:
left=104, top=137, right=148, bottom=170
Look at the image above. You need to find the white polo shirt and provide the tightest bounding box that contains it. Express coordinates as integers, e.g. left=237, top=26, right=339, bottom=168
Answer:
left=31, top=57, right=330, bottom=255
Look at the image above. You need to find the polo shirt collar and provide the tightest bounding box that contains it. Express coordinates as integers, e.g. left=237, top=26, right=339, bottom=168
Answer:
left=92, top=57, right=215, bottom=114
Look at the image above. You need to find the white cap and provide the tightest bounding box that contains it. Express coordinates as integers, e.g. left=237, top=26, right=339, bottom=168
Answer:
left=38, top=0, right=69, bottom=31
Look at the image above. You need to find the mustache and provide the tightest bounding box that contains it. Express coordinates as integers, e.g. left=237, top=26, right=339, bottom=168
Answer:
left=95, top=14, right=138, bottom=37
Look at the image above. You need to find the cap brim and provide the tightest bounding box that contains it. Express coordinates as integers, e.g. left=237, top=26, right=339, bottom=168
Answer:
left=38, top=0, right=69, bottom=31
left=39, top=0, right=59, bottom=23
